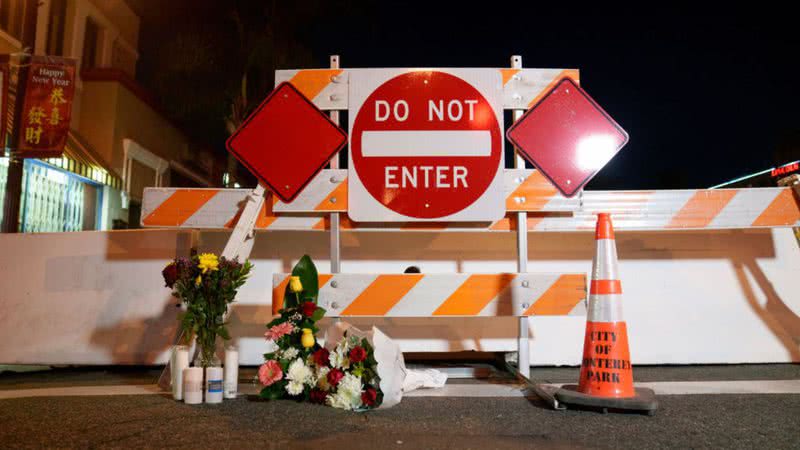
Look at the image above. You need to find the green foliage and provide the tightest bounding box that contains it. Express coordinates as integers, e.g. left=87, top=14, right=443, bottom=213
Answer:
left=311, top=307, right=326, bottom=322
left=166, top=255, right=253, bottom=367
left=260, top=381, right=288, bottom=400
left=284, top=255, right=319, bottom=308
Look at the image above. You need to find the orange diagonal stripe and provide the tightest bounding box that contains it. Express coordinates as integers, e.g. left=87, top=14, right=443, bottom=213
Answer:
left=501, top=68, right=521, bottom=85
left=312, top=218, right=327, bottom=230
left=667, top=190, right=738, bottom=228
left=318, top=274, right=334, bottom=290
left=315, top=177, right=348, bottom=211
left=340, top=275, right=423, bottom=316
left=524, top=275, right=586, bottom=316
left=506, top=171, right=558, bottom=211
left=235, top=193, right=277, bottom=229
left=528, top=69, right=580, bottom=108
left=752, top=189, right=800, bottom=227
left=490, top=214, right=543, bottom=232
left=490, top=216, right=513, bottom=231
left=272, top=276, right=290, bottom=315
left=142, top=190, right=219, bottom=226
left=433, top=274, right=515, bottom=316
left=289, top=69, right=343, bottom=101
left=255, top=199, right=278, bottom=229
left=272, top=274, right=334, bottom=315
left=224, top=207, right=244, bottom=228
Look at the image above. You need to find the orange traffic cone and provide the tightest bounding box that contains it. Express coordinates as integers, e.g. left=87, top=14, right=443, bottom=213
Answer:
left=555, top=213, right=658, bottom=414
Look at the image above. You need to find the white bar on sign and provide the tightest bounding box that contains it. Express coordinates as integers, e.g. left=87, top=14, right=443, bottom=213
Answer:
left=362, top=130, right=491, bottom=157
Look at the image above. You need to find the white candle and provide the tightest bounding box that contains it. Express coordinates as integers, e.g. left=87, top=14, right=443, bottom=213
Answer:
left=205, top=367, right=224, bottom=404
left=171, top=345, right=189, bottom=400
left=224, top=346, right=239, bottom=399
left=183, top=367, right=203, bottom=405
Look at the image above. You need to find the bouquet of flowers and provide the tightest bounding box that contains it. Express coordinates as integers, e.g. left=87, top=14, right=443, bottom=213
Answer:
left=162, top=252, right=253, bottom=367
left=259, top=255, right=383, bottom=410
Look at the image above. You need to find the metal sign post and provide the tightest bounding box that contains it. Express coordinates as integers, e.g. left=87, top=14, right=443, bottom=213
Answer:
left=511, top=55, right=531, bottom=380
left=329, top=55, right=342, bottom=275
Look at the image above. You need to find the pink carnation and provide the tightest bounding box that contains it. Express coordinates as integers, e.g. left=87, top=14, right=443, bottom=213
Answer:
left=264, top=322, right=294, bottom=341
left=258, top=360, right=283, bottom=386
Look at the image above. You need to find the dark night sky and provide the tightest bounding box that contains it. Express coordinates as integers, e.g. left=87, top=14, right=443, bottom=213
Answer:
left=136, top=2, right=800, bottom=190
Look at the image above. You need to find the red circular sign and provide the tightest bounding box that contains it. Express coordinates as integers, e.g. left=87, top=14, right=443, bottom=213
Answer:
left=351, top=71, right=502, bottom=219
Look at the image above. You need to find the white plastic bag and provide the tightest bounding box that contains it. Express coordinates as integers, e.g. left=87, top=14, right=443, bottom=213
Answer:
left=324, top=321, right=446, bottom=408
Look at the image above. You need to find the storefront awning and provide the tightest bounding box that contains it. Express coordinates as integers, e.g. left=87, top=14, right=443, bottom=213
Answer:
left=40, top=131, right=122, bottom=190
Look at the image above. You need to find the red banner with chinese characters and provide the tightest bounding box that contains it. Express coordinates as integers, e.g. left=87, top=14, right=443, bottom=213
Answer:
left=18, top=56, right=76, bottom=158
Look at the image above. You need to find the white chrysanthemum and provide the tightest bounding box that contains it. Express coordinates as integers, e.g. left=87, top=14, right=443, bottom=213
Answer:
left=329, top=347, right=350, bottom=370
left=316, top=367, right=331, bottom=391
left=285, top=358, right=313, bottom=385
left=326, top=373, right=363, bottom=410
left=326, top=391, right=353, bottom=410
left=281, top=347, right=299, bottom=360
left=285, top=380, right=304, bottom=396
left=338, top=373, right=363, bottom=397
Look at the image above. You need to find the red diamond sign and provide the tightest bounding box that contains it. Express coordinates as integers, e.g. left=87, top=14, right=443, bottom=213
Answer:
left=226, top=82, right=347, bottom=203
left=506, top=78, right=628, bottom=198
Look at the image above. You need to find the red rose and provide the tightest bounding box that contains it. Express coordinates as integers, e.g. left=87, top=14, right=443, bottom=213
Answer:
left=349, top=346, right=367, bottom=363
left=309, top=389, right=327, bottom=404
left=361, top=387, right=377, bottom=407
left=327, top=368, right=344, bottom=387
left=301, top=301, right=317, bottom=317
left=162, top=263, right=179, bottom=288
left=312, top=348, right=330, bottom=367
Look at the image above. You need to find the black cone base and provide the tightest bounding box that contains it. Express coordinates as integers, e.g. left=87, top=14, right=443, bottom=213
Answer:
left=554, top=385, right=658, bottom=415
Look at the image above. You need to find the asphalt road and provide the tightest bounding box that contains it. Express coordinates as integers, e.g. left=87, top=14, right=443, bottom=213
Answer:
left=1, top=393, right=798, bottom=449
left=0, top=365, right=798, bottom=449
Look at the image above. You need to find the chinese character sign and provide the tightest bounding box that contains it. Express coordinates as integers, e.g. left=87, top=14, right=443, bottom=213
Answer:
left=19, top=57, right=76, bottom=158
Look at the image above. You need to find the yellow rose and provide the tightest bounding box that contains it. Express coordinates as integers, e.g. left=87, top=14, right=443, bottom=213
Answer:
left=301, top=328, right=315, bottom=348
left=197, top=253, right=219, bottom=274
left=195, top=275, right=202, bottom=287
left=289, top=276, right=303, bottom=293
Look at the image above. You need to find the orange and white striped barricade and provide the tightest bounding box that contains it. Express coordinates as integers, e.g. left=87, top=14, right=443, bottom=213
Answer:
left=141, top=171, right=800, bottom=232
left=273, top=273, right=586, bottom=318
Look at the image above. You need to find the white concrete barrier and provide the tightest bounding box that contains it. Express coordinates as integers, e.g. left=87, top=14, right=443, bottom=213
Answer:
left=1, top=228, right=798, bottom=366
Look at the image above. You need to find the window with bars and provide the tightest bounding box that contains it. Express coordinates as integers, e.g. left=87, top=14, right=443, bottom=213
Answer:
left=0, top=158, right=102, bottom=232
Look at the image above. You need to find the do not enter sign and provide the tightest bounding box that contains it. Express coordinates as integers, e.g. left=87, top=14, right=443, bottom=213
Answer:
left=349, top=70, right=504, bottom=222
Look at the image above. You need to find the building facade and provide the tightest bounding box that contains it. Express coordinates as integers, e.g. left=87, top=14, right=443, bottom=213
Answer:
left=0, top=0, right=220, bottom=231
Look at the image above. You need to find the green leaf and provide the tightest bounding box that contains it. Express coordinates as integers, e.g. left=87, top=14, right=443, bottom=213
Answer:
left=285, top=255, right=319, bottom=302
left=266, top=317, right=286, bottom=328
left=259, top=383, right=286, bottom=400
left=311, top=307, right=326, bottom=322
left=217, top=326, right=230, bottom=340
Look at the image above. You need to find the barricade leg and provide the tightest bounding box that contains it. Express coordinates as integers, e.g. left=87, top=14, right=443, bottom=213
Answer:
left=518, top=316, right=530, bottom=379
